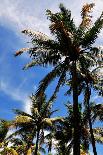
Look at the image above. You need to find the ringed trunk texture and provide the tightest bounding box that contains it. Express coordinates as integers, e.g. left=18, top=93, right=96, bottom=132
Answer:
left=86, top=84, right=97, bottom=155
left=72, top=61, right=80, bottom=155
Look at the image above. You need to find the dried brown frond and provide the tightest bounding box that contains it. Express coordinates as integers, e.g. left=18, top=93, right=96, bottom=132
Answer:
left=15, top=48, right=29, bottom=56
left=80, top=3, right=95, bottom=29
left=50, top=20, right=73, bottom=39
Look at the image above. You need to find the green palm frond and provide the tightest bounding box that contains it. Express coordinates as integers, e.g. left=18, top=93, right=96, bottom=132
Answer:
left=49, top=109, right=59, bottom=116
left=81, top=11, right=103, bottom=48
left=92, top=104, right=103, bottom=121
left=23, top=59, right=45, bottom=70
left=35, top=63, right=66, bottom=97
left=0, top=120, right=11, bottom=143
left=13, top=109, right=32, bottom=118
left=47, top=3, right=77, bottom=37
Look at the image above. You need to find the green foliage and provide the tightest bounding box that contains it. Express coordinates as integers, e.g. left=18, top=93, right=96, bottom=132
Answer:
left=0, top=120, right=11, bottom=143
left=6, top=94, right=61, bottom=155
left=13, top=2, right=103, bottom=155
left=54, top=102, right=103, bottom=154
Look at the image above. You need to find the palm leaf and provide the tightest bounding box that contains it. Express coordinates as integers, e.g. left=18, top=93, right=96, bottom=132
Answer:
left=81, top=11, right=103, bottom=48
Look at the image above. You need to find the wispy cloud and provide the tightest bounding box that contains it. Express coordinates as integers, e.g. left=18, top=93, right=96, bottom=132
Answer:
left=0, top=79, right=35, bottom=114
left=0, top=0, right=50, bottom=35
left=0, top=80, right=27, bottom=102
left=0, top=0, right=103, bottom=36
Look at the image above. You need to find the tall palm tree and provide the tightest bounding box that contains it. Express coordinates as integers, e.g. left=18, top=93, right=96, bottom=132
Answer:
left=55, top=103, right=103, bottom=155
left=66, top=68, right=103, bottom=155
left=15, top=3, right=103, bottom=154
left=9, top=94, right=62, bottom=155
left=84, top=83, right=97, bottom=155
left=78, top=67, right=102, bottom=155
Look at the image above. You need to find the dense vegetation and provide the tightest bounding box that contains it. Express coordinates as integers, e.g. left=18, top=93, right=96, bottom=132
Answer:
left=0, top=3, right=103, bottom=155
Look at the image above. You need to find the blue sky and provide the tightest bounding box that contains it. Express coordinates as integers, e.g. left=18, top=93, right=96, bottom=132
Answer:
left=0, top=0, right=103, bottom=154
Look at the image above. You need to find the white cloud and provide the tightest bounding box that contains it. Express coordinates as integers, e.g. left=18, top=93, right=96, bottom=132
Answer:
left=0, top=0, right=103, bottom=37
left=24, top=98, right=32, bottom=114
left=0, top=0, right=50, bottom=36
left=0, top=80, right=27, bottom=103
left=0, top=79, right=33, bottom=114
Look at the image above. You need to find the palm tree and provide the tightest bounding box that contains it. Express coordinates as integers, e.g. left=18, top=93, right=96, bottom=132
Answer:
left=78, top=68, right=102, bottom=155
left=55, top=103, right=103, bottom=155
left=7, top=136, right=45, bottom=155
left=7, top=127, right=36, bottom=155
left=9, top=94, right=62, bottom=155
left=84, top=83, right=97, bottom=155
left=15, top=3, right=103, bottom=154
left=0, top=120, right=19, bottom=155
left=44, top=127, right=56, bottom=154
left=66, top=68, right=103, bottom=155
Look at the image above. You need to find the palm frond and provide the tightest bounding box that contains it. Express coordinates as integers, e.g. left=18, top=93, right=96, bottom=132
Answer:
left=80, top=3, right=95, bottom=30
left=22, top=29, right=50, bottom=41
left=81, top=11, right=103, bottom=48
left=13, top=109, right=32, bottom=118
left=36, top=63, right=65, bottom=97
left=14, top=115, right=32, bottom=124
left=48, top=68, right=66, bottom=103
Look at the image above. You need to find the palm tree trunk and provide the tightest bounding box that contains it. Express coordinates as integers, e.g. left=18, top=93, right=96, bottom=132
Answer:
left=35, top=129, right=40, bottom=155
left=72, top=61, right=80, bottom=155
left=86, top=83, right=97, bottom=155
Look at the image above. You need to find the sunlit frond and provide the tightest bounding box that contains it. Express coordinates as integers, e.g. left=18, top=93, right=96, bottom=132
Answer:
left=80, top=3, right=95, bottom=29
left=15, top=115, right=31, bottom=124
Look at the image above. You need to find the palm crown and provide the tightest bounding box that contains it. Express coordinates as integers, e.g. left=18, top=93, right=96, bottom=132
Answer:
left=7, top=94, right=62, bottom=155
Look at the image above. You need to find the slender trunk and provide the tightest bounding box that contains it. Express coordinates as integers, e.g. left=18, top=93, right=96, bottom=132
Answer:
left=86, top=83, right=97, bottom=155
left=35, top=129, right=40, bottom=155
left=72, top=61, right=80, bottom=155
